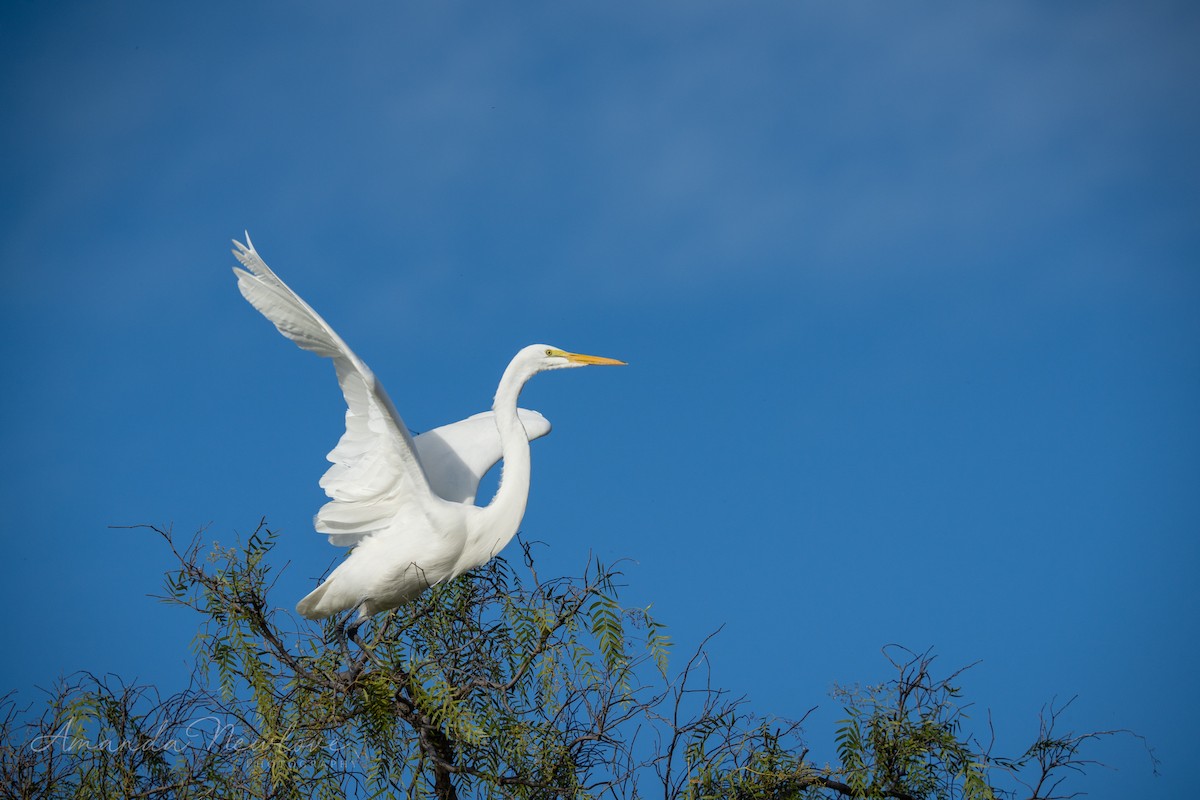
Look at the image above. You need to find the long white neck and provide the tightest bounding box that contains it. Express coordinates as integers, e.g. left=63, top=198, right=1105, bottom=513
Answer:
left=464, top=357, right=535, bottom=568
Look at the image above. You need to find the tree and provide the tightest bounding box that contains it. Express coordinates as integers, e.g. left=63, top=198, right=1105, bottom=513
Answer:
left=0, top=521, right=1152, bottom=799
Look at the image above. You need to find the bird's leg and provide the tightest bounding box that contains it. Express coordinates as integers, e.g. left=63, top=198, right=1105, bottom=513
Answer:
left=340, top=598, right=374, bottom=647
left=332, top=610, right=362, bottom=651
left=332, top=594, right=371, bottom=641
left=345, top=615, right=367, bottom=645
left=330, top=616, right=355, bottom=682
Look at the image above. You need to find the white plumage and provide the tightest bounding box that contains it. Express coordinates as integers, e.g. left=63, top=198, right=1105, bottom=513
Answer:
left=232, top=234, right=624, bottom=619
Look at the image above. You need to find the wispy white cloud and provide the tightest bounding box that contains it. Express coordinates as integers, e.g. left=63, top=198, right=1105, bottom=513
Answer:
left=2, top=2, right=1195, bottom=323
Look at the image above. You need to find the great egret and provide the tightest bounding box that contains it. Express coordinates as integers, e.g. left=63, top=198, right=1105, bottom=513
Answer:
left=232, top=235, right=625, bottom=620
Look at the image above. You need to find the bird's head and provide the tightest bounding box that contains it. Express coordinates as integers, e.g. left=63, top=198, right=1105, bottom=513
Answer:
left=495, top=344, right=626, bottom=412
left=522, top=344, right=627, bottom=373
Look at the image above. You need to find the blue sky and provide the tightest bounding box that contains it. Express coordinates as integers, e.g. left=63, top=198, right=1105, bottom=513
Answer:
left=2, top=1, right=1196, bottom=795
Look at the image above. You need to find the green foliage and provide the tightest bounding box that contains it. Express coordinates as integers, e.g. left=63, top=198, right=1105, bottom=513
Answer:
left=829, top=649, right=996, bottom=800
left=0, top=522, right=1148, bottom=800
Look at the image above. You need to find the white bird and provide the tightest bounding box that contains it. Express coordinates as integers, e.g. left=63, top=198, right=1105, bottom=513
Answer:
left=232, top=234, right=625, bottom=620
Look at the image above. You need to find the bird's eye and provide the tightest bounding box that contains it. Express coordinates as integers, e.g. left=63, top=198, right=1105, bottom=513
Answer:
left=545, top=348, right=554, bottom=356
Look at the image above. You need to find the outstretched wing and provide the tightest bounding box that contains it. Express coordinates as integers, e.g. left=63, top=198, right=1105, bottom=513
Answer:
left=232, top=234, right=438, bottom=545
left=414, top=409, right=552, bottom=504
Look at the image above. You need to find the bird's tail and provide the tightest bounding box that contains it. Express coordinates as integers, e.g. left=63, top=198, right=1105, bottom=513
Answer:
left=296, top=581, right=338, bottom=620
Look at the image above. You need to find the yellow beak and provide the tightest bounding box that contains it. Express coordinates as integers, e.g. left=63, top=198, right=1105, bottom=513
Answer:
left=564, top=351, right=627, bottom=366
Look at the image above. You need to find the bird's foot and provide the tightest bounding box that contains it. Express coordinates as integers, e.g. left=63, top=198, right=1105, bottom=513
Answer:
left=332, top=614, right=361, bottom=651
left=345, top=617, right=366, bottom=644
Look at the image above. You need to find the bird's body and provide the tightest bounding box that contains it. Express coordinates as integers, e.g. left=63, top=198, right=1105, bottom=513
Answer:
left=231, top=235, right=624, bottom=619
left=296, top=493, right=470, bottom=617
